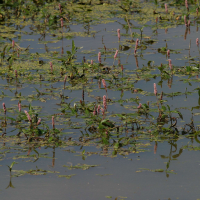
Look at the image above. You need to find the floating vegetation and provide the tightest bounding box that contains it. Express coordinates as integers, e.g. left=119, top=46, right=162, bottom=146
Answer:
left=1, top=0, right=200, bottom=199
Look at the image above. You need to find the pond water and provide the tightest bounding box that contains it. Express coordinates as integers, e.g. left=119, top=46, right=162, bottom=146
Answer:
left=1, top=0, right=200, bottom=199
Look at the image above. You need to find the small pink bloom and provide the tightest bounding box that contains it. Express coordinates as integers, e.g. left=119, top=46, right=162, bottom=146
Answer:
left=37, top=118, right=41, bottom=125
left=52, top=116, right=55, bottom=128
left=24, top=110, right=32, bottom=122
left=185, top=0, right=188, bottom=10
left=137, top=103, right=142, bottom=109
left=102, top=79, right=107, bottom=92
left=59, top=3, right=62, bottom=13
left=18, top=102, right=21, bottom=112
left=91, top=60, right=93, bottom=65
left=14, top=69, right=17, bottom=78
left=114, top=50, right=118, bottom=59
left=165, top=3, right=168, bottom=13
left=12, top=40, right=15, bottom=49
left=2, top=103, right=6, bottom=114
left=154, top=83, right=157, bottom=96
left=61, top=18, right=63, bottom=27
left=196, top=38, right=199, bottom=46
left=134, top=39, right=139, bottom=54
left=98, top=52, right=101, bottom=64
left=103, top=95, right=107, bottom=110
left=117, top=29, right=120, bottom=40
left=93, top=106, right=97, bottom=116
left=167, top=49, right=170, bottom=57
left=168, top=59, right=172, bottom=70
left=160, top=91, right=163, bottom=100
left=154, top=142, right=157, bottom=154
left=101, top=108, right=105, bottom=116
left=97, top=105, right=101, bottom=114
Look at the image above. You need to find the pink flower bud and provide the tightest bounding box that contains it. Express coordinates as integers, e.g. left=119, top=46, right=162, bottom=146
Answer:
left=196, top=38, right=199, bottom=46
left=59, top=3, right=62, bottom=13
left=61, top=18, right=63, bottom=27
left=185, top=0, right=188, bottom=10
left=18, top=102, right=21, bottom=112
left=97, top=105, right=101, bottom=114
left=103, top=95, right=107, bottom=110
left=98, top=52, right=101, bottom=64
left=12, top=40, right=15, bottom=49
left=37, top=118, right=41, bottom=125
left=14, top=69, right=17, bottom=78
left=165, top=3, right=168, bottom=13
left=2, top=103, right=6, bottom=114
left=93, top=106, right=97, bottom=116
left=168, top=59, right=172, bottom=70
left=102, top=79, right=107, bottom=92
left=52, top=116, right=55, bottom=128
left=24, top=110, right=32, bottom=122
left=137, top=103, right=142, bottom=109
left=114, top=50, right=118, bottom=59
left=167, top=49, right=170, bottom=57
left=101, top=108, right=105, bottom=116
left=117, top=29, right=120, bottom=40
left=154, top=83, right=157, bottom=96
left=160, top=91, right=163, bottom=100
left=134, top=39, right=139, bottom=54
left=91, top=60, right=93, bottom=65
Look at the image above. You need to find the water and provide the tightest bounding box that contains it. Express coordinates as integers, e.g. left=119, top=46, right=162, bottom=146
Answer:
left=0, top=0, right=200, bottom=199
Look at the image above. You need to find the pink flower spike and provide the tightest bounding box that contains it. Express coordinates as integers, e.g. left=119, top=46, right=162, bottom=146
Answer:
left=18, top=102, right=21, bottom=112
left=196, top=38, right=199, bottom=46
left=97, top=105, right=101, bottom=114
left=59, top=3, right=62, bottom=13
left=52, top=116, right=55, bottom=128
left=91, top=60, right=93, bottom=65
left=12, top=40, right=15, bottom=49
left=154, top=83, right=157, bottom=96
left=102, top=79, right=107, bottom=92
left=24, top=110, right=32, bottom=122
left=165, top=3, right=168, bottom=13
left=137, top=103, right=142, bottom=109
left=2, top=103, right=6, bottom=114
left=61, top=18, right=63, bottom=28
left=114, top=50, right=118, bottom=59
left=103, top=95, right=107, bottom=110
left=101, top=108, right=105, bottom=116
left=98, top=52, right=101, bottom=64
left=93, top=106, right=97, bottom=116
left=185, top=0, right=188, bottom=10
left=117, top=29, right=120, bottom=40
left=167, top=49, right=170, bottom=57
left=168, top=59, right=172, bottom=70
left=134, top=39, right=139, bottom=54
left=37, top=118, right=41, bottom=125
